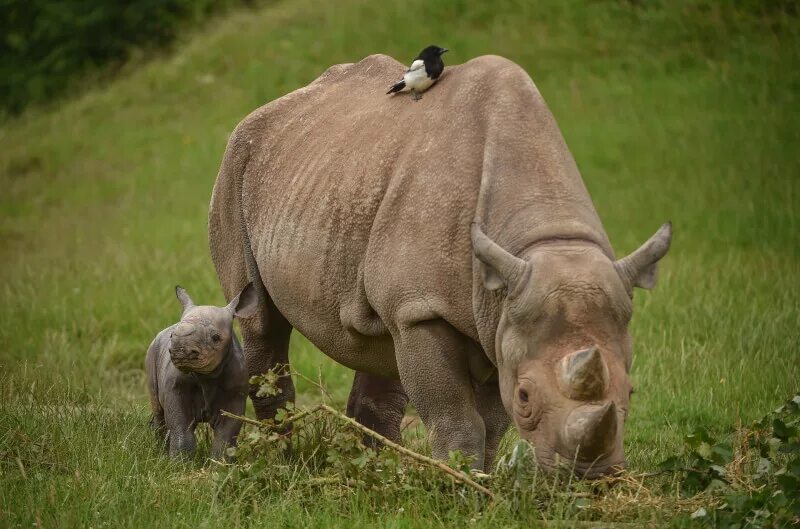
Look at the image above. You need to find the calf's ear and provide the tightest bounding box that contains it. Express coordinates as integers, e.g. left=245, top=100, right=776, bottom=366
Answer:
left=175, top=286, right=195, bottom=315
left=614, top=222, right=672, bottom=290
left=227, top=282, right=259, bottom=318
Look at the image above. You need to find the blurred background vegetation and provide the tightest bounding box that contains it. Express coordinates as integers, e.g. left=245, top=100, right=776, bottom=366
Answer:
left=0, top=0, right=256, bottom=115
left=1, top=0, right=797, bottom=116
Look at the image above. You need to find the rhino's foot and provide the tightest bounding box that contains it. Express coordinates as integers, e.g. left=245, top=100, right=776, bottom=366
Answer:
left=166, top=422, right=198, bottom=459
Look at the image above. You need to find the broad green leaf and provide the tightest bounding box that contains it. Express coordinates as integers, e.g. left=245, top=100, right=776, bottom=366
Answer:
left=773, top=419, right=797, bottom=441
left=696, top=441, right=714, bottom=460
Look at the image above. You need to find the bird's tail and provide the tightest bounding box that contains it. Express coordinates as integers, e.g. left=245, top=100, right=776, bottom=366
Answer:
left=386, top=80, right=406, bottom=95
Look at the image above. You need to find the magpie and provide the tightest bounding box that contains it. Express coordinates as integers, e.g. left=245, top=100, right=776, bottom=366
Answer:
left=386, top=45, right=448, bottom=101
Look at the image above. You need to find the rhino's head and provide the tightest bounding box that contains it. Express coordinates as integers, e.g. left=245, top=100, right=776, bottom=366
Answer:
left=168, top=283, right=257, bottom=375
left=472, top=222, right=671, bottom=478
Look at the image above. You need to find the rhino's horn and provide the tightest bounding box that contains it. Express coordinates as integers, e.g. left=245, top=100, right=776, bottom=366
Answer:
left=563, top=401, right=618, bottom=458
left=558, top=346, right=609, bottom=400
left=173, top=322, right=196, bottom=337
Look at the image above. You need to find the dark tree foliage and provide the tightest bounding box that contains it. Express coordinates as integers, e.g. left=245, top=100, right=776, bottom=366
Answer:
left=0, top=0, right=249, bottom=115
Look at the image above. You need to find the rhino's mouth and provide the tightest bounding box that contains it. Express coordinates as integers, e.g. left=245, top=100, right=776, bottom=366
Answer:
left=534, top=452, right=627, bottom=479
left=173, top=361, right=198, bottom=373
left=169, top=346, right=211, bottom=373
left=170, top=347, right=226, bottom=376
left=172, top=356, right=217, bottom=374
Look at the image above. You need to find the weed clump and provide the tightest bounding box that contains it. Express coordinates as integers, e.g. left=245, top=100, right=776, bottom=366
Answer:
left=658, top=394, right=800, bottom=528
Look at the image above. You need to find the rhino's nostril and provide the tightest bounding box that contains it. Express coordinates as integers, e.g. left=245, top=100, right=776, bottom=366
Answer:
left=190, top=349, right=200, bottom=358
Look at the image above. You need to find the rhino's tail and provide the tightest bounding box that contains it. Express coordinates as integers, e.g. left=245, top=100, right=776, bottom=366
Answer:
left=208, top=128, right=268, bottom=323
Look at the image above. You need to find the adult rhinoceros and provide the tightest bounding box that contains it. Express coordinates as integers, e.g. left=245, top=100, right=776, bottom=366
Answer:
left=208, top=54, right=671, bottom=477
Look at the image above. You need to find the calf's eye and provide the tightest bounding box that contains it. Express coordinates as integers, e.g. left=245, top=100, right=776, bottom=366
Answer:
left=519, top=389, right=529, bottom=403
left=212, top=334, right=221, bottom=343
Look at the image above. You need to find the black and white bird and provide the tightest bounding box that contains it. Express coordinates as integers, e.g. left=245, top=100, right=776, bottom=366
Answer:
left=387, top=45, right=448, bottom=101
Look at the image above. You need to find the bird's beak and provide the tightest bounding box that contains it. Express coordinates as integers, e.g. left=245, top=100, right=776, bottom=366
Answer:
left=440, top=48, right=449, bottom=54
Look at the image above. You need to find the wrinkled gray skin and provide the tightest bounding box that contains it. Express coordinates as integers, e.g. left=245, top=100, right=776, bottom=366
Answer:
left=145, top=283, right=257, bottom=458
left=208, top=54, right=672, bottom=477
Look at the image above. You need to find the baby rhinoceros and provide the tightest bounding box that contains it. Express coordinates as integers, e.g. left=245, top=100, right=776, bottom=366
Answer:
left=145, top=283, right=256, bottom=458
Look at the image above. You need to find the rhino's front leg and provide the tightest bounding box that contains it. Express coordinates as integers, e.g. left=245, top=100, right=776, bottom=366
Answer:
left=394, top=318, right=486, bottom=469
left=211, top=398, right=246, bottom=460
left=164, top=395, right=197, bottom=458
left=169, top=427, right=197, bottom=458
left=475, top=380, right=511, bottom=472
left=166, top=420, right=197, bottom=458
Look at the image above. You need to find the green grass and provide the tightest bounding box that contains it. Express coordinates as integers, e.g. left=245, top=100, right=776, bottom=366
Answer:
left=1, top=0, right=798, bottom=526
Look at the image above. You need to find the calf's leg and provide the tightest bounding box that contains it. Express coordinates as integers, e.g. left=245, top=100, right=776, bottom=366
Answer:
left=164, top=398, right=197, bottom=458
left=211, top=397, right=246, bottom=460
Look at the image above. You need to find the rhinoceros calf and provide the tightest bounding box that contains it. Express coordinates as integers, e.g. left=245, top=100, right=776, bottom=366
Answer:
left=208, top=54, right=672, bottom=477
left=145, top=284, right=256, bottom=458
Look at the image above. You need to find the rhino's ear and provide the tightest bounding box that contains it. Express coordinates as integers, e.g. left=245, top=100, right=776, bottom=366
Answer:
left=471, top=223, right=529, bottom=291
left=175, top=286, right=195, bottom=315
left=614, top=222, right=672, bottom=290
left=227, top=282, right=259, bottom=319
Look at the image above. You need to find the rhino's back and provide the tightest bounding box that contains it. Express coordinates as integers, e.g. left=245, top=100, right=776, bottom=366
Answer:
left=231, top=54, right=606, bottom=371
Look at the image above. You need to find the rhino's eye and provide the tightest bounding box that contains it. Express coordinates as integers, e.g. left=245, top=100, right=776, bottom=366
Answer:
left=211, top=334, right=222, bottom=343
left=518, top=389, right=529, bottom=403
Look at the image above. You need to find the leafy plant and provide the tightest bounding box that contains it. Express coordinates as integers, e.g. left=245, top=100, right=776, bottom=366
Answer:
left=219, top=367, right=492, bottom=507
left=659, top=394, right=800, bottom=528
left=250, top=369, right=286, bottom=399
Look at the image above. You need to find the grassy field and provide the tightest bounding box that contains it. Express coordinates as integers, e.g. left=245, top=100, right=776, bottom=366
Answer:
left=1, top=0, right=798, bottom=527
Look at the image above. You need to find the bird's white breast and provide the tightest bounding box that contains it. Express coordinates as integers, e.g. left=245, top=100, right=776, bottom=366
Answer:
left=403, top=66, right=435, bottom=92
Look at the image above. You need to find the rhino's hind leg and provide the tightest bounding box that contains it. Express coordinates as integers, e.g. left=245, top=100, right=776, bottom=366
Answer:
left=241, top=295, right=295, bottom=421
left=346, top=371, right=408, bottom=445
left=394, top=318, right=486, bottom=469
left=149, top=410, right=168, bottom=451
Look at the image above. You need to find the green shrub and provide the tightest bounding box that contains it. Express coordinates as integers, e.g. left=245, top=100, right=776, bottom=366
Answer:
left=659, top=394, right=800, bottom=528
left=0, top=0, right=251, bottom=115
